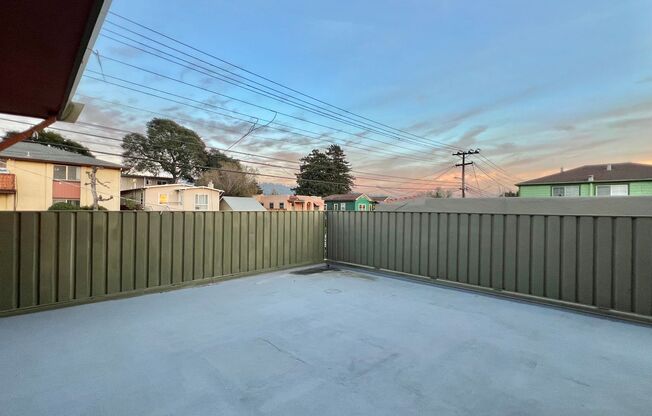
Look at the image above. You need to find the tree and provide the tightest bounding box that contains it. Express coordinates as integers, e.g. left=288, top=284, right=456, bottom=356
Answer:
left=426, top=187, right=453, bottom=198
left=121, top=118, right=206, bottom=183
left=501, top=190, right=519, bottom=197
left=326, top=145, right=354, bottom=193
left=293, top=145, right=354, bottom=196
left=195, top=161, right=261, bottom=196
left=3, top=130, right=92, bottom=156
left=203, top=148, right=237, bottom=169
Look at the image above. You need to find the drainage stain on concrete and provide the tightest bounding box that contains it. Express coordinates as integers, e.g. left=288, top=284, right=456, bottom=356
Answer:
left=291, top=265, right=338, bottom=275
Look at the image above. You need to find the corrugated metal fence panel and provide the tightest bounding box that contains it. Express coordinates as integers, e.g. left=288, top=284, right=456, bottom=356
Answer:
left=0, top=211, right=325, bottom=315
left=326, top=212, right=652, bottom=318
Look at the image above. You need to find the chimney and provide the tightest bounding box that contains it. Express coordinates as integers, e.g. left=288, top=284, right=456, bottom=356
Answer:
left=560, top=167, right=564, bottom=173
left=207, top=181, right=214, bottom=189
left=606, top=164, right=612, bottom=171
left=588, top=175, right=594, bottom=182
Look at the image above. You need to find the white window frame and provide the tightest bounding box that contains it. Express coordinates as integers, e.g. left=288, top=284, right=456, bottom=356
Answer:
left=194, top=194, right=209, bottom=210
left=552, top=185, right=580, bottom=197
left=358, top=204, right=367, bottom=211
left=279, top=202, right=285, bottom=210
left=53, top=165, right=80, bottom=181
left=339, top=203, right=346, bottom=211
left=269, top=202, right=275, bottom=209
left=0, top=159, right=7, bottom=173
left=596, top=184, right=628, bottom=197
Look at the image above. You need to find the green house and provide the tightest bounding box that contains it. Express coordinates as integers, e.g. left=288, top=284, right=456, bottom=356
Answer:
left=324, top=193, right=375, bottom=211
left=517, top=163, right=652, bottom=197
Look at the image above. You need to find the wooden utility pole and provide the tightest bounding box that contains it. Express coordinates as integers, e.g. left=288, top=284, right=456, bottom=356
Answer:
left=85, top=166, right=113, bottom=210
left=453, top=149, right=480, bottom=198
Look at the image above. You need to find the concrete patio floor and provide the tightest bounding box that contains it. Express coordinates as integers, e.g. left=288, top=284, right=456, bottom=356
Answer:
left=1, top=265, right=651, bottom=416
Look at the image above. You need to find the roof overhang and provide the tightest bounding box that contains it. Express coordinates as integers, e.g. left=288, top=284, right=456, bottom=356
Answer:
left=0, top=0, right=111, bottom=122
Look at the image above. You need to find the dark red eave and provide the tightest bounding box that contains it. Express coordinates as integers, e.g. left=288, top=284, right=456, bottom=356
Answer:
left=0, top=0, right=105, bottom=119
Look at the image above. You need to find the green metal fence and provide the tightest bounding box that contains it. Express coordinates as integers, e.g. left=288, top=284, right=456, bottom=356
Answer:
left=0, top=211, right=325, bottom=315
left=327, top=211, right=652, bottom=318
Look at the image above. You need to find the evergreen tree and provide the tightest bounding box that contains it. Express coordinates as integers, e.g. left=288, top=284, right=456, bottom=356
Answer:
left=326, top=144, right=354, bottom=194
left=293, top=145, right=354, bottom=196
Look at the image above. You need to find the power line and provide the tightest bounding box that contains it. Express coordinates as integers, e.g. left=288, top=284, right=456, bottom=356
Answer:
left=103, top=12, right=522, bottom=184
left=82, top=74, right=440, bottom=164
left=1, top=116, right=459, bottom=187
left=105, top=14, right=461, bottom=152
left=473, top=161, right=514, bottom=194
left=70, top=119, right=455, bottom=184
left=99, top=27, right=452, bottom=155
left=1, top=118, right=454, bottom=192
left=74, top=94, right=430, bottom=164
left=85, top=63, right=446, bottom=160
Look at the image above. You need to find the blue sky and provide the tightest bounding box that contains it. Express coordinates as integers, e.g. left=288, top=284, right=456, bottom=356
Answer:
left=4, top=0, right=652, bottom=195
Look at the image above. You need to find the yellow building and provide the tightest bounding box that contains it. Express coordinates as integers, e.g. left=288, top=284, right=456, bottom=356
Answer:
left=121, top=183, right=224, bottom=211
left=0, top=142, right=122, bottom=211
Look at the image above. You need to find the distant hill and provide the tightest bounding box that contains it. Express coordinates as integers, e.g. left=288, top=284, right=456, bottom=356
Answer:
left=259, top=183, right=294, bottom=195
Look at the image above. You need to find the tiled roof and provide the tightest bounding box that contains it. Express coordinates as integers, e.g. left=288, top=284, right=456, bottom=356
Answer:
left=518, top=163, right=652, bottom=185
left=0, top=142, right=122, bottom=168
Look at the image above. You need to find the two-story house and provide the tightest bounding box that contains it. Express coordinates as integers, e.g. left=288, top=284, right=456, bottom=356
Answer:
left=0, top=142, right=121, bottom=210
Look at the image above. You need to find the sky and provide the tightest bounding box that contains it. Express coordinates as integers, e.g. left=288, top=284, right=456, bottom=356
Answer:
left=2, top=0, right=652, bottom=197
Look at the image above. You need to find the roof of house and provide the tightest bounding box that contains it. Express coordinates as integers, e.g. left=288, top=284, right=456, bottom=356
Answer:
left=222, top=196, right=267, bottom=211
left=122, top=172, right=174, bottom=180
left=323, top=193, right=368, bottom=202
left=121, top=184, right=223, bottom=193
left=517, top=163, right=652, bottom=186
left=370, top=195, right=390, bottom=201
left=0, top=142, right=122, bottom=169
left=0, top=0, right=110, bottom=120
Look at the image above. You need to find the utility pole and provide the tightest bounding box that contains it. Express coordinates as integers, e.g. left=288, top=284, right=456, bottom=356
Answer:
left=453, top=149, right=480, bottom=198
left=85, top=166, right=113, bottom=210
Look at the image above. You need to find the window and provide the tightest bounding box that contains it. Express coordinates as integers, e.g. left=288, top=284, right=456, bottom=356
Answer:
left=194, top=194, right=209, bottom=210
left=158, top=193, right=169, bottom=204
left=358, top=204, right=367, bottom=211
left=339, top=203, right=347, bottom=211
left=53, top=165, right=80, bottom=181
left=552, top=185, right=580, bottom=197
left=269, top=202, right=275, bottom=209
left=0, top=159, right=7, bottom=173
left=596, top=184, right=628, bottom=197
left=52, top=199, right=80, bottom=207
left=279, top=202, right=285, bottom=209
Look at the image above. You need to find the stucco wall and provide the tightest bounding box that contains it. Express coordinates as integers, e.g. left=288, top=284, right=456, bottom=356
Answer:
left=79, top=166, right=121, bottom=210
left=256, top=195, right=324, bottom=211
left=131, top=186, right=222, bottom=211
left=1, top=160, right=120, bottom=211
left=518, top=185, right=551, bottom=197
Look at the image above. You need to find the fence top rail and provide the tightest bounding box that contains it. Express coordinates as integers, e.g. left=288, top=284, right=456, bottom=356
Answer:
left=345, top=196, right=652, bottom=218
left=327, top=211, right=652, bottom=219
